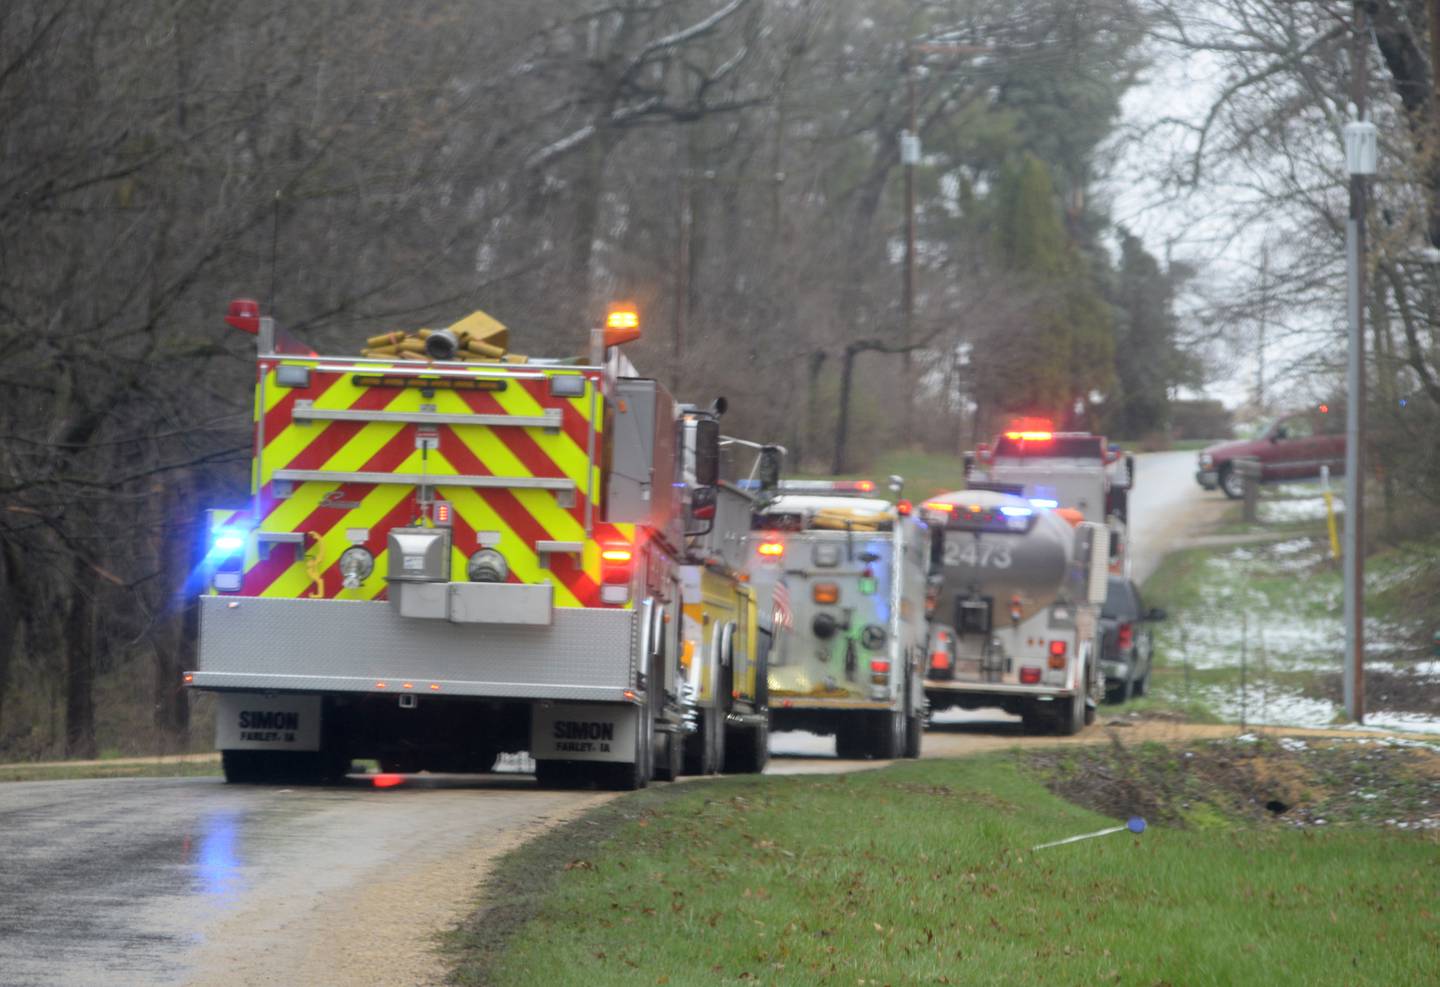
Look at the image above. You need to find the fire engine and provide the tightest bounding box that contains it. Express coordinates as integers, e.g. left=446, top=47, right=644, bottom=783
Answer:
left=676, top=429, right=785, bottom=775
left=746, top=480, right=929, bottom=759
left=963, top=418, right=1134, bottom=576
left=189, top=300, right=724, bottom=789
left=920, top=490, right=1110, bottom=734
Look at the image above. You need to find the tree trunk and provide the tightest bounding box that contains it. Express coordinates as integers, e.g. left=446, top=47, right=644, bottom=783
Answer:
left=832, top=345, right=859, bottom=475
left=63, top=560, right=99, bottom=759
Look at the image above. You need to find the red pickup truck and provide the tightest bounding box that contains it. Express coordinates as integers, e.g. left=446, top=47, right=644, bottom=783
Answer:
left=1195, top=407, right=1345, bottom=498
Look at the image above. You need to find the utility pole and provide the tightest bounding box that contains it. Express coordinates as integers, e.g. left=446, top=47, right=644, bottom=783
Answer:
left=900, top=48, right=919, bottom=439
left=1342, top=1, right=1374, bottom=723
left=1257, top=244, right=1268, bottom=411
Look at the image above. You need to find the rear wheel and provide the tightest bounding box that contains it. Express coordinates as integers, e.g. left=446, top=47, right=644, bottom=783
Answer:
left=724, top=718, right=769, bottom=774
left=683, top=706, right=725, bottom=775
left=902, top=681, right=923, bottom=759
left=1053, top=665, right=1088, bottom=737
left=222, top=749, right=345, bottom=785
left=835, top=718, right=868, bottom=759
left=1134, top=667, right=1149, bottom=697
left=653, top=729, right=682, bottom=782
left=867, top=708, right=906, bottom=759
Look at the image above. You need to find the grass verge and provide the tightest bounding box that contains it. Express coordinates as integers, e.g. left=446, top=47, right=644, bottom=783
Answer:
left=447, top=754, right=1439, bottom=986
left=0, top=756, right=221, bottom=783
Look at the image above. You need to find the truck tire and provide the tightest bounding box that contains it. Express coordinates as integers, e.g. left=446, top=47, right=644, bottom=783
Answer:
left=1219, top=464, right=1245, bottom=500
left=222, top=749, right=344, bottom=785
left=835, top=719, right=868, bottom=759
left=1053, top=675, right=1088, bottom=737
left=683, top=706, right=725, bottom=775
left=904, top=707, right=923, bottom=759
left=724, top=718, right=769, bottom=774
left=1019, top=708, right=1050, bottom=736
left=653, top=730, right=682, bottom=782
left=868, top=708, right=906, bottom=759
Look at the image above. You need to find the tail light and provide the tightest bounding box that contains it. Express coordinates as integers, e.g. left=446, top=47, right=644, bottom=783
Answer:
left=600, top=545, right=633, bottom=604
left=812, top=582, right=839, bottom=604
left=1019, top=666, right=1042, bottom=685
left=1117, top=623, right=1134, bottom=650
left=870, top=658, right=890, bottom=685
left=1009, top=595, right=1023, bottom=623
left=1048, top=639, right=1067, bottom=670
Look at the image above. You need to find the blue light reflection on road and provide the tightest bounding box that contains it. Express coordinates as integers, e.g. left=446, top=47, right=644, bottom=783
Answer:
left=194, top=811, right=243, bottom=901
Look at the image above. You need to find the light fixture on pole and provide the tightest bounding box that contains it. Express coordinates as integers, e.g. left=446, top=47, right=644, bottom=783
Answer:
left=1341, top=75, right=1375, bottom=721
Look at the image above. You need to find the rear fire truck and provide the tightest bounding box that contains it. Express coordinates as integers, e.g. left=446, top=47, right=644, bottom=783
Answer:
left=920, top=490, right=1109, bottom=735
left=189, top=301, right=716, bottom=789
left=746, top=481, right=928, bottom=759
left=676, top=428, right=784, bottom=775
left=963, top=419, right=1134, bottom=576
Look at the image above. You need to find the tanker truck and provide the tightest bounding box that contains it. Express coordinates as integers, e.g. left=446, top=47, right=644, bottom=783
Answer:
left=746, top=480, right=929, bottom=759
left=920, top=489, right=1109, bottom=735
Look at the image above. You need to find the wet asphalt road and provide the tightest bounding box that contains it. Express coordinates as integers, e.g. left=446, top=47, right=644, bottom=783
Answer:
left=0, top=453, right=1209, bottom=986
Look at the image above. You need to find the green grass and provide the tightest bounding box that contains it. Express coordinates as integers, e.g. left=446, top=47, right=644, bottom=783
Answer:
left=0, top=757, right=221, bottom=783
left=453, top=758, right=1440, bottom=986
left=795, top=449, right=971, bottom=503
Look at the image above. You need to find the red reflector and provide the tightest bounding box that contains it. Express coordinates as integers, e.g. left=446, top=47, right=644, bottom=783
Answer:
left=1118, top=623, right=1134, bottom=650
left=929, top=651, right=951, bottom=670
left=183, top=673, right=194, bottom=683
left=372, top=774, right=405, bottom=788
left=1019, top=666, right=1042, bottom=685
left=870, top=659, right=891, bottom=674
left=1049, top=640, right=1067, bottom=657
left=757, top=540, right=784, bottom=557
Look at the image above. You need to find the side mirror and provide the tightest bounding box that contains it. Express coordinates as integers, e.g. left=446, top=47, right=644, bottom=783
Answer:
left=1146, top=607, right=1167, bottom=622
left=757, top=446, right=783, bottom=492
left=693, top=418, right=721, bottom=487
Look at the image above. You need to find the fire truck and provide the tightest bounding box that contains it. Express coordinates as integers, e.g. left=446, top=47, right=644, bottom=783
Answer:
left=189, top=301, right=721, bottom=789
left=963, top=419, right=1134, bottom=577
left=676, top=431, right=785, bottom=775
left=920, top=490, right=1110, bottom=734
left=745, top=480, right=929, bottom=759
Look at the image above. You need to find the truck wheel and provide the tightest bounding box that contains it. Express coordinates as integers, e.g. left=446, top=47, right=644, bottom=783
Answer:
left=684, top=706, right=724, bottom=775
left=1219, top=464, right=1245, bottom=500
left=1019, top=708, right=1050, bottom=736
left=1053, top=677, right=1088, bottom=737
left=535, top=759, right=583, bottom=789
left=835, top=719, right=868, bottom=759
left=598, top=705, right=653, bottom=791
left=723, top=719, right=769, bottom=774
left=904, top=709, right=923, bottom=759
left=868, top=709, right=906, bottom=759
left=653, top=730, right=682, bottom=782
left=222, top=750, right=342, bottom=785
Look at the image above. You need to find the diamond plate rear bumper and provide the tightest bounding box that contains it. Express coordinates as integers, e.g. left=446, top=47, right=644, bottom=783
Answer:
left=191, top=596, right=638, bottom=701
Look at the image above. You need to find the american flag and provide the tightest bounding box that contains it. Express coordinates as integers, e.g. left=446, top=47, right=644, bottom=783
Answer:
left=771, top=580, right=794, bottom=630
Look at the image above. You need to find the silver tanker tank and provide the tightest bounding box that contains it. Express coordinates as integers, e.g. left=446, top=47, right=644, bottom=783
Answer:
left=924, top=488, right=1080, bottom=625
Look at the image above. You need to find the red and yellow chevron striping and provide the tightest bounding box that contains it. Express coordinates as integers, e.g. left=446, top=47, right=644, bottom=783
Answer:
left=233, top=359, right=633, bottom=607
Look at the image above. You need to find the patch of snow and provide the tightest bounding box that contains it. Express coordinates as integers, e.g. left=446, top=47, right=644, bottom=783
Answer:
left=1343, top=711, right=1440, bottom=736
left=1258, top=496, right=1341, bottom=524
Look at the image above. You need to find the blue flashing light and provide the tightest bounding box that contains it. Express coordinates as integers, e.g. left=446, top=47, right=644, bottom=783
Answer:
left=1029, top=498, right=1059, bottom=509
left=1000, top=506, right=1033, bottom=518
left=212, top=528, right=246, bottom=554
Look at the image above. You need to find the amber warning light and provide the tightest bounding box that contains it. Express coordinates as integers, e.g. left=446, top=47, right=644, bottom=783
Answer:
left=603, top=305, right=641, bottom=347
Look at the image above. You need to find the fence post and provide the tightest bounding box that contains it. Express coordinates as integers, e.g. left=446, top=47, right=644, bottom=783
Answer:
left=1236, top=457, right=1261, bottom=523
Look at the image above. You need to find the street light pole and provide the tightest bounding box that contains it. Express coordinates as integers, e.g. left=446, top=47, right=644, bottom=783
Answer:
left=1342, top=1, right=1374, bottom=723
left=901, top=48, right=919, bottom=438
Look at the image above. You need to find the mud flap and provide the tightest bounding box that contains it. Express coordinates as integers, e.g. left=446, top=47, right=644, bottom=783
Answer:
left=531, top=703, right=639, bottom=762
left=216, top=694, right=322, bottom=751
